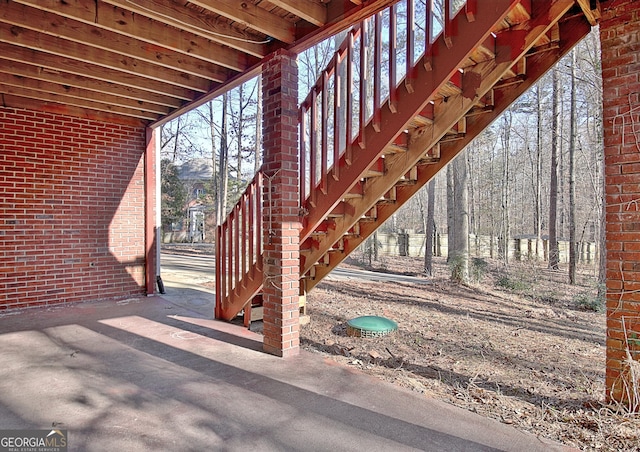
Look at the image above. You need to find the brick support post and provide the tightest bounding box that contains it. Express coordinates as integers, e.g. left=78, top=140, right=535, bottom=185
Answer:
left=261, top=49, right=301, bottom=357
left=145, top=127, right=158, bottom=295
left=600, top=0, right=640, bottom=407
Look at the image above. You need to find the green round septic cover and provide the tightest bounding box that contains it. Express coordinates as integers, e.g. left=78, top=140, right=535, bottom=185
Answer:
left=346, top=316, right=398, bottom=338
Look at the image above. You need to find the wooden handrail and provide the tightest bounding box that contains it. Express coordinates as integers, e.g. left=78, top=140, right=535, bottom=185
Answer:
left=298, top=0, right=464, bottom=209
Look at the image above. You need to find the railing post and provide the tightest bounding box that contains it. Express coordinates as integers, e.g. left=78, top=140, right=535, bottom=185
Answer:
left=215, top=224, right=223, bottom=319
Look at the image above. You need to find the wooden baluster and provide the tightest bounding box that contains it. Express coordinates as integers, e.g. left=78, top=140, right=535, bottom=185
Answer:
left=310, top=88, right=318, bottom=207
left=321, top=71, right=328, bottom=194
left=299, top=104, right=307, bottom=206
left=444, top=0, right=453, bottom=48
left=256, top=173, right=263, bottom=271
left=345, top=29, right=355, bottom=164
left=333, top=52, right=341, bottom=181
left=221, top=222, right=227, bottom=306
left=215, top=224, right=222, bottom=318
left=247, top=181, right=254, bottom=280
left=466, top=0, right=477, bottom=22
left=358, top=19, right=368, bottom=149
left=373, top=12, right=382, bottom=132
left=406, top=0, right=415, bottom=93
left=389, top=5, right=398, bottom=113
left=227, top=217, right=233, bottom=297
left=241, top=192, right=247, bottom=282
left=424, top=0, right=433, bottom=71
left=234, top=206, right=240, bottom=292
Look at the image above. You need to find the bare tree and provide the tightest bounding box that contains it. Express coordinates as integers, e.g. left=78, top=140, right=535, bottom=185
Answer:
left=448, top=153, right=469, bottom=282
left=534, top=84, right=543, bottom=257
left=218, top=93, right=230, bottom=226
left=423, top=179, right=436, bottom=275
left=160, top=113, right=200, bottom=163
left=446, top=163, right=456, bottom=260
left=568, top=50, right=577, bottom=284
left=549, top=67, right=560, bottom=270
left=500, top=111, right=512, bottom=264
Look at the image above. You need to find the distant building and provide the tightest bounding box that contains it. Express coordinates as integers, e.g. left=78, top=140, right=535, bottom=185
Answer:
left=171, top=158, right=213, bottom=243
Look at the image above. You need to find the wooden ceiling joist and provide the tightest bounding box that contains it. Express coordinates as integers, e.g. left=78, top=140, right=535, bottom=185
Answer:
left=0, top=57, right=184, bottom=109
left=1, top=2, right=232, bottom=82
left=0, top=0, right=399, bottom=123
left=13, top=0, right=259, bottom=70
left=0, top=42, right=197, bottom=101
left=266, top=0, right=327, bottom=27
left=0, top=83, right=161, bottom=120
left=186, top=0, right=298, bottom=44
left=0, top=70, right=171, bottom=112
left=0, top=22, right=216, bottom=92
left=100, top=0, right=267, bottom=59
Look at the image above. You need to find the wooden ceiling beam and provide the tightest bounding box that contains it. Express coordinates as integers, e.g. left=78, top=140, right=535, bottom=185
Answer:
left=0, top=93, right=148, bottom=126
left=0, top=83, right=161, bottom=120
left=575, top=0, right=600, bottom=26
left=0, top=42, right=197, bottom=101
left=1, top=2, right=233, bottom=82
left=0, top=72, right=170, bottom=116
left=0, top=23, right=215, bottom=92
left=100, top=0, right=266, bottom=59
left=13, top=0, right=262, bottom=69
left=186, top=0, right=298, bottom=44
left=266, top=0, right=327, bottom=27
left=0, top=57, right=183, bottom=108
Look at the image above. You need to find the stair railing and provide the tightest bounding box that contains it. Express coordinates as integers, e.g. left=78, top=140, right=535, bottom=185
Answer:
left=215, top=172, right=263, bottom=319
left=298, top=0, right=470, bottom=236
left=215, top=0, right=471, bottom=318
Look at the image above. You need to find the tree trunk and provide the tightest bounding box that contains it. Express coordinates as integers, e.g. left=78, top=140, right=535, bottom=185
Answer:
left=569, top=50, right=577, bottom=284
left=446, top=164, right=456, bottom=263
left=500, top=112, right=511, bottom=265
left=237, top=84, right=244, bottom=192
left=425, top=178, right=436, bottom=275
left=171, top=116, right=181, bottom=163
left=549, top=67, right=560, bottom=270
left=535, top=84, right=543, bottom=258
left=467, top=140, right=478, bottom=256
left=207, top=101, right=220, bottom=226
left=449, top=153, right=469, bottom=282
left=218, top=92, right=230, bottom=226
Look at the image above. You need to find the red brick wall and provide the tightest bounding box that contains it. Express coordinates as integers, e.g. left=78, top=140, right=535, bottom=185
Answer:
left=600, top=0, right=640, bottom=405
left=0, top=107, right=147, bottom=310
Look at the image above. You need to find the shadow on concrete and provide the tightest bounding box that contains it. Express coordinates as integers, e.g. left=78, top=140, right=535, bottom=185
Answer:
left=0, top=295, right=564, bottom=451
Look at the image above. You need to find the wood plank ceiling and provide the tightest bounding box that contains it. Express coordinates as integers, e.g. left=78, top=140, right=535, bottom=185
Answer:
left=0, top=0, right=397, bottom=125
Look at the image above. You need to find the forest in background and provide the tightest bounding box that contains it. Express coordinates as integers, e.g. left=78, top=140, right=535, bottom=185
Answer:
left=160, top=23, right=605, bottom=286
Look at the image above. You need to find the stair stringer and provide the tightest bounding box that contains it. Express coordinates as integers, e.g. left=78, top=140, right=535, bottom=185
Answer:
left=300, top=0, right=519, bottom=244
left=301, top=4, right=592, bottom=290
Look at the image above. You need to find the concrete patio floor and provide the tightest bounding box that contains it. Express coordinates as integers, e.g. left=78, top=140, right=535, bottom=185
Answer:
left=0, top=290, right=577, bottom=452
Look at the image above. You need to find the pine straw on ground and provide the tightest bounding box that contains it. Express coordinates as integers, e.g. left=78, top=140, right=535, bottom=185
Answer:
left=301, top=254, right=640, bottom=451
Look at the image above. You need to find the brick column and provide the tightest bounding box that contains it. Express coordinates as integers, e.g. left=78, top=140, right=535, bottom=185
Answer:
left=145, top=127, right=158, bottom=295
left=600, top=0, right=640, bottom=406
left=261, top=49, right=301, bottom=357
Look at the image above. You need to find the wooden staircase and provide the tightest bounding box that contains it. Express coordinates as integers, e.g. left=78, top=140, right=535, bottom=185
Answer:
left=215, top=0, right=599, bottom=322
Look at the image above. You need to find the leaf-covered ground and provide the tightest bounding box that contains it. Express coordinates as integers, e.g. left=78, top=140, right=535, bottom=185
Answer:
left=301, top=254, right=639, bottom=451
